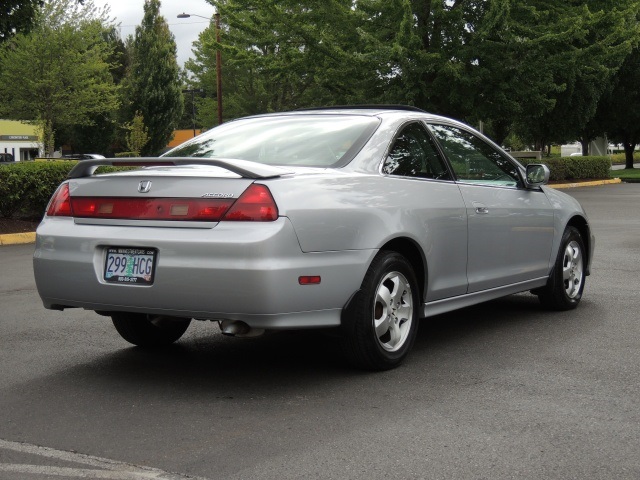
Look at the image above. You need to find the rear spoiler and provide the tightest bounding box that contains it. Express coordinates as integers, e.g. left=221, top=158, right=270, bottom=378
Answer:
left=66, top=157, right=293, bottom=180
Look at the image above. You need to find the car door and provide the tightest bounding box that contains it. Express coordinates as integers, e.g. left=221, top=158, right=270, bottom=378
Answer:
left=381, top=122, right=468, bottom=301
left=428, top=123, right=554, bottom=293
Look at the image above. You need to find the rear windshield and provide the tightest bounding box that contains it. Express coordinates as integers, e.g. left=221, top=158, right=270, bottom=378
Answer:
left=164, top=115, right=379, bottom=167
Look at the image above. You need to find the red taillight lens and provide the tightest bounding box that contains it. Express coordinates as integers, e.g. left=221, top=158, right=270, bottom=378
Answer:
left=47, top=183, right=72, bottom=216
left=45, top=183, right=278, bottom=222
left=69, top=197, right=234, bottom=221
left=222, top=184, right=279, bottom=222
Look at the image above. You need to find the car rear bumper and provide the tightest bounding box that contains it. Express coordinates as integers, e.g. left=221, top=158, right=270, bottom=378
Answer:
left=33, top=217, right=375, bottom=329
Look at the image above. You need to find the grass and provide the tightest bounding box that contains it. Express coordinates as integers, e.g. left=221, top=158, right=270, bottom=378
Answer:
left=611, top=168, right=640, bottom=181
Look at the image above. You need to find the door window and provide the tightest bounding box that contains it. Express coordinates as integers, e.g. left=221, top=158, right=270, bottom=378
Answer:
left=382, top=123, right=451, bottom=180
left=428, top=124, right=520, bottom=187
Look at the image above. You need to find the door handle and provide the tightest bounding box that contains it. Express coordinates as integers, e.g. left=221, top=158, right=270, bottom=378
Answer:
left=473, top=202, right=489, bottom=214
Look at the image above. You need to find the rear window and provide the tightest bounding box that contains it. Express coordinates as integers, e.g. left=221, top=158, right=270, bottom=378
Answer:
left=164, top=115, right=379, bottom=168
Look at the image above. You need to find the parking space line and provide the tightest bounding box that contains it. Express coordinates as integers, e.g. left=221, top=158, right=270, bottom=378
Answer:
left=0, top=439, right=208, bottom=479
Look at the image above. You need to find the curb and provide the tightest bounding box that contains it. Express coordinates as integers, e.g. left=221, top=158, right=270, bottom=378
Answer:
left=550, top=178, right=622, bottom=189
left=0, top=231, right=36, bottom=246
left=0, top=178, right=625, bottom=247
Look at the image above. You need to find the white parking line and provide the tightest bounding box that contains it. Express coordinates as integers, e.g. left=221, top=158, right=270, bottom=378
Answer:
left=0, top=439, right=208, bottom=479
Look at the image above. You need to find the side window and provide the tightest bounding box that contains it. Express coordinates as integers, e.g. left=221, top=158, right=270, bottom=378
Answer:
left=382, top=123, right=451, bottom=180
left=428, top=124, right=520, bottom=187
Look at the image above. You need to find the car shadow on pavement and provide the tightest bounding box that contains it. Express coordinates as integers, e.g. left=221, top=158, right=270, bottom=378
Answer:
left=8, top=292, right=597, bottom=393
left=0, top=291, right=604, bottom=457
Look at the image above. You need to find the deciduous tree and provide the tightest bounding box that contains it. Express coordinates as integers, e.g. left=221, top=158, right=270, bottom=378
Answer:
left=0, top=0, right=120, bottom=155
left=185, top=0, right=640, bottom=152
left=0, top=0, right=43, bottom=43
left=598, top=46, right=640, bottom=168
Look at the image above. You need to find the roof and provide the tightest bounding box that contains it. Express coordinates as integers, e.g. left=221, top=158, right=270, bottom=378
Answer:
left=297, top=105, right=427, bottom=114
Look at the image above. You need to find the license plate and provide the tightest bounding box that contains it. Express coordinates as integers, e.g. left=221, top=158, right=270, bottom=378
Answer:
left=104, top=247, right=157, bottom=285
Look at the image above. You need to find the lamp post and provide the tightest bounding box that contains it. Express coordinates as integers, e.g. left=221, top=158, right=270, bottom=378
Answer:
left=177, top=12, right=223, bottom=125
left=182, top=88, right=203, bottom=136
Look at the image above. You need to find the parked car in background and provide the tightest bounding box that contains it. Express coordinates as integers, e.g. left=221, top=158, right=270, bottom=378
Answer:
left=0, top=152, right=15, bottom=163
left=61, top=153, right=106, bottom=160
left=33, top=106, right=594, bottom=370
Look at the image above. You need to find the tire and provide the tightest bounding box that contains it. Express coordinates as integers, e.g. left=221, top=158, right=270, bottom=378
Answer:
left=537, top=226, right=586, bottom=311
left=341, top=251, right=420, bottom=370
left=111, top=313, right=191, bottom=347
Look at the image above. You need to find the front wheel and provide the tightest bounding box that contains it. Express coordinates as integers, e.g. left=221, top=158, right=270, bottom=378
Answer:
left=341, top=251, right=420, bottom=370
left=111, top=313, right=191, bottom=347
left=537, top=226, right=586, bottom=310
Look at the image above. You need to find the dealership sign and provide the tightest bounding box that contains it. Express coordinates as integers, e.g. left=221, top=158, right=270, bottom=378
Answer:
left=0, top=135, right=38, bottom=141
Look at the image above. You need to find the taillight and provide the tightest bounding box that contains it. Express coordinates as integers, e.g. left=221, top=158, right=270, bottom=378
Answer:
left=70, top=197, right=234, bottom=221
left=47, top=183, right=72, bottom=216
left=222, top=184, right=279, bottom=222
left=45, top=183, right=279, bottom=222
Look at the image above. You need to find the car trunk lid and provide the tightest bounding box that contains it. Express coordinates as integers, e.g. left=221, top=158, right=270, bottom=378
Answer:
left=50, top=158, right=288, bottom=227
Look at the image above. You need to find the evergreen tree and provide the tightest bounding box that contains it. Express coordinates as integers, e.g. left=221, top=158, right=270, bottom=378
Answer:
left=124, top=0, right=183, bottom=155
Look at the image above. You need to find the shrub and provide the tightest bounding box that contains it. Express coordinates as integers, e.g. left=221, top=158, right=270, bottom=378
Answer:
left=0, top=161, right=139, bottom=219
left=0, top=161, right=75, bottom=219
left=519, top=156, right=611, bottom=182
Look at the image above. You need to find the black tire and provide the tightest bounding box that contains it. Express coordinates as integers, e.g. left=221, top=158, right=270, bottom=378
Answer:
left=341, top=251, right=420, bottom=370
left=537, top=226, right=586, bottom=311
left=111, top=313, right=191, bottom=347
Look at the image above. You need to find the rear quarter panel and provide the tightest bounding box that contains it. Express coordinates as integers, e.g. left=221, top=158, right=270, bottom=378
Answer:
left=268, top=172, right=469, bottom=301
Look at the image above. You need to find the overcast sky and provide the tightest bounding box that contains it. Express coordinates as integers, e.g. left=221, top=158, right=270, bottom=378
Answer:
left=106, top=0, right=216, bottom=66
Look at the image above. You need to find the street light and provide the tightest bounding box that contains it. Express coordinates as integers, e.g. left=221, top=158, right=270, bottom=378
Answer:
left=182, top=88, right=203, bottom=137
left=177, top=11, right=223, bottom=126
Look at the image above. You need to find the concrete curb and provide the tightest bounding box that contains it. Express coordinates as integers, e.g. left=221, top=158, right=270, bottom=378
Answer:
left=551, top=178, right=622, bottom=189
left=0, top=178, right=625, bottom=247
left=0, top=231, right=36, bottom=246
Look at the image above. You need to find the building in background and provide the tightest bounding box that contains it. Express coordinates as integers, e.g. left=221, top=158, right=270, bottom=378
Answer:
left=0, top=120, right=41, bottom=161
left=164, top=129, right=202, bottom=153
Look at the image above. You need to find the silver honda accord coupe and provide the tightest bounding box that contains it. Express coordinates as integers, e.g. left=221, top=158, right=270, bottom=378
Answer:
left=33, top=106, right=594, bottom=370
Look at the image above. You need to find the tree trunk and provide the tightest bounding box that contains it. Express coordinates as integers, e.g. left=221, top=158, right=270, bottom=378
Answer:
left=580, top=138, right=590, bottom=156
left=623, top=141, right=635, bottom=169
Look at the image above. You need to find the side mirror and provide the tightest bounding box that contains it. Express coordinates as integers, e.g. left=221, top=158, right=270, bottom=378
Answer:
left=525, top=164, right=550, bottom=187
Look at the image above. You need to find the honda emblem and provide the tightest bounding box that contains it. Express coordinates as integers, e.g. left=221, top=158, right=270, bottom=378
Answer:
left=138, top=180, right=152, bottom=193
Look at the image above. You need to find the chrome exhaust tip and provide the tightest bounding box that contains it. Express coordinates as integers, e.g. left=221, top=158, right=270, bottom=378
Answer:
left=219, top=320, right=265, bottom=338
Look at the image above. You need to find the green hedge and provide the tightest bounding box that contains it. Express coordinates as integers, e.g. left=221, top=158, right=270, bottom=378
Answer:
left=0, top=161, right=75, bottom=219
left=519, top=156, right=611, bottom=182
left=0, top=161, right=132, bottom=219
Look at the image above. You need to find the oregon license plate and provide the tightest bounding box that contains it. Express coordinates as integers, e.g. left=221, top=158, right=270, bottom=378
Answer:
left=104, top=247, right=157, bottom=285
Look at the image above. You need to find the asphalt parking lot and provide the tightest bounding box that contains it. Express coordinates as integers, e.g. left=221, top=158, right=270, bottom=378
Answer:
left=0, top=183, right=639, bottom=479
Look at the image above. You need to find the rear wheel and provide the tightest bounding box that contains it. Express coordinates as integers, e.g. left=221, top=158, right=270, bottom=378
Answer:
left=111, top=313, right=191, bottom=347
left=341, top=251, right=420, bottom=370
left=537, top=226, right=585, bottom=310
